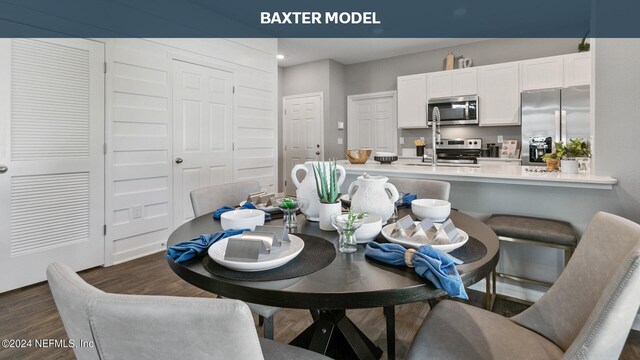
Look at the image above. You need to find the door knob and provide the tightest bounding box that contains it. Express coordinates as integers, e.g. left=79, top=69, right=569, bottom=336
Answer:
left=175, top=157, right=183, bottom=164
left=315, top=151, right=320, bottom=155
left=0, top=165, right=7, bottom=174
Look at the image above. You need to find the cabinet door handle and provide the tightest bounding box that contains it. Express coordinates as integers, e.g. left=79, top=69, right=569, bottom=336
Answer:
left=315, top=151, right=320, bottom=155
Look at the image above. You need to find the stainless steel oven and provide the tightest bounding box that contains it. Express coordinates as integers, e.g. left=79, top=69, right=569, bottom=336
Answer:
left=427, top=95, right=478, bottom=126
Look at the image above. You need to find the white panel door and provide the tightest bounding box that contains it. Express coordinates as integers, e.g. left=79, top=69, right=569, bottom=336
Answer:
left=427, top=71, right=453, bottom=99
left=347, top=92, right=397, bottom=154
left=283, top=93, right=323, bottom=196
left=0, top=39, right=105, bottom=292
left=172, top=60, right=233, bottom=225
left=564, top=52, right=591, bottom=87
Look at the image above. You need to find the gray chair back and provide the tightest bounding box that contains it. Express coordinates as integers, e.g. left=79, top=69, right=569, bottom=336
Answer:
left=190, top=181, right=261, bottom=217
left=387, top=177, right=451, bottom=201
left=511, top=212, right=640, bottom=359
left=47, top=263, right=265, bottom=360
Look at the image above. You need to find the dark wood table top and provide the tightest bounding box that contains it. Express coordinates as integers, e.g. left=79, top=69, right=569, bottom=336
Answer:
left=167, top=209, right=499, bottom=310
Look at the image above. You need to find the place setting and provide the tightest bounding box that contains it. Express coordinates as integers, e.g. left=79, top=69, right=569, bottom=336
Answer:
left=167, top=195, right=337, bottom=281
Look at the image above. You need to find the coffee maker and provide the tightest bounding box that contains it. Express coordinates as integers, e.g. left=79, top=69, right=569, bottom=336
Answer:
left=528, top=136, right=552, bottom=163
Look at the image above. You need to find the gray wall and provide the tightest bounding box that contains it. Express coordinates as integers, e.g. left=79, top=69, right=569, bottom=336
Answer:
left=277, top=67, right=284, bottom=191
left=344, top=38, right=579, bottom=152
left=594, top=39, right=640, bottom=224
left=328, top=60, right=347, bottom=159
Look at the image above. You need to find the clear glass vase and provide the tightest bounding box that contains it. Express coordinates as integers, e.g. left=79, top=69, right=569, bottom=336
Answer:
left=276, top=198, right=306, bottom=229
left=331, top=213, right=364, bottom=253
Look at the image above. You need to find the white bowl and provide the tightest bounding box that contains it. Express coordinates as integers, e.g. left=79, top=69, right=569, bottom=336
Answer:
left=220, top=209, right=265, bottom=231
left=354, top=214, right=383, bottom=243
left=411, top=199, right=451, bottom=222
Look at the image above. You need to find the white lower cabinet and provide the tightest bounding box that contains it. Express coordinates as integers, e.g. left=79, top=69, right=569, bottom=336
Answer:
left=478, top=62, right=521, bottom=126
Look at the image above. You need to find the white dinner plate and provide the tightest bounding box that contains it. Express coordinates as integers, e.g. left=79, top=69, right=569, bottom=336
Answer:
left=381, top=222, right=469, bottom=252
left=208, top=234, right=304, bottom=272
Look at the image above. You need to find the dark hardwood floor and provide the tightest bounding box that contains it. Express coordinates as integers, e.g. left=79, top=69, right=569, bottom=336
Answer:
left=0, top=253, right=638, bottom=359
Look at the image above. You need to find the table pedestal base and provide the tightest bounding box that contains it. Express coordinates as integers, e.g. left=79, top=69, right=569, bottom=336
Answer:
left=290, top=310, right=383, bottom=360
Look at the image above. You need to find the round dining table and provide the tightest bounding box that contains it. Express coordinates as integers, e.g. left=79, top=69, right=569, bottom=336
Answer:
left=167, top=208, right=499, bottom=360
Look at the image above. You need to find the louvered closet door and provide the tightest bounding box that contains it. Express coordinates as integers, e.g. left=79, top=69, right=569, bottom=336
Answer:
left=0, top=39, right=105, bottom=292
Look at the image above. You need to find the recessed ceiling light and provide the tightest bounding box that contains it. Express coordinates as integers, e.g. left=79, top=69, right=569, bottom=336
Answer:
left=276, top=54, right=285, bottom=60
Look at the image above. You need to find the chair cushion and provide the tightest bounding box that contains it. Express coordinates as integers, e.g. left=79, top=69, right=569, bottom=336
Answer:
left=406, top=300, right=564, bottom=360
left=486, top=214, right=577, bottom=246
left=259, top=338, right=331, bottom=360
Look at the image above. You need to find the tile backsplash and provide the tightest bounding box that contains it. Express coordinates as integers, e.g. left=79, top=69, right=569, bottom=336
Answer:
left=400, top=125, right=521, bottom=152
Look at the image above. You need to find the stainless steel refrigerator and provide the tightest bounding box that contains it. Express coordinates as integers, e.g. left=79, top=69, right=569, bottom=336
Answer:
left=521, top=86, right=590, bottom=166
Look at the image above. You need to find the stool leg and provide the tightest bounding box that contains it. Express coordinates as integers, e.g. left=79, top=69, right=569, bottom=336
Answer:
left=485, top=274, right=491, bottom=310
left=564, top=247, right=573, bottom=267
left=263, top=315, right=274, bottom=340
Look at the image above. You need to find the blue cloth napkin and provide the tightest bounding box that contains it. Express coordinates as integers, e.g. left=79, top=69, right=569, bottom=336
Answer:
left=400, top=193, right=417, bottom=207
left=165, top=229, right=245, bottom=263
left=364, top=242, right=468, bottom=299
left=212, top=201, right=271, bottom=221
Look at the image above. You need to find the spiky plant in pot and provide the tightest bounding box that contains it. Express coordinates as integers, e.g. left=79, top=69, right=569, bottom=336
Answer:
left=312, top=160, right=341, bottom=203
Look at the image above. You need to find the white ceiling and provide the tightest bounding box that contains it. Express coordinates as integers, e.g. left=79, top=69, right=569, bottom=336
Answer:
left=277, top=38, right=489, bottom=67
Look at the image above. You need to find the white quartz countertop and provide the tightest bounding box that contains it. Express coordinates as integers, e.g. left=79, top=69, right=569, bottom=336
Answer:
left=340, top=161, right=617, bottom=190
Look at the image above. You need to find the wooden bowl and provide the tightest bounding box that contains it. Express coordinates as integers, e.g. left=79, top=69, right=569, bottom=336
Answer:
left=345, top=149, right=372, bottom=164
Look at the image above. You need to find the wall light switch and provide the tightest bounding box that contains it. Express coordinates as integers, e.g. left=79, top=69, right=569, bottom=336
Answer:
left=497, top=135, right=504, bottom=143
left=132, top=205, right=143, bottom=219
left=337, top=122, right=344, bottom=130
left=399, top=137, right=405, bottom=145
left=337, top=137, right=343, bottom=145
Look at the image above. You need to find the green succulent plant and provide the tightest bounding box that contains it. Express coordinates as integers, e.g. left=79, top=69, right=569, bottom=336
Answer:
left=312, top=160, right=341, bottom=204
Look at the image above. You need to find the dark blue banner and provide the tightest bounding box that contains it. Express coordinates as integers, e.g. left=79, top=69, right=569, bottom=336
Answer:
left=0, top=0, right=636, bottom=37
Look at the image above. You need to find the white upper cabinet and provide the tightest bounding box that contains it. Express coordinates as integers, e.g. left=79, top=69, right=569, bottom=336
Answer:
left=427, top=71, right=453, bottom=99
left=427, top=68, right=477, bottom=99
left=521, top=55, right=564, bottom=90
left=564, top=52, right=591, bottom=87
left=452, top=68, right=478, bottom=96
left=478, top=62, right=520, bottom=126
left=397, top=73, right=427, bottom=128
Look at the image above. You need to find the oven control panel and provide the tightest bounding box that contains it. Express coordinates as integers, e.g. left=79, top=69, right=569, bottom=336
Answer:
left=436, top=138, right=482, bottom=150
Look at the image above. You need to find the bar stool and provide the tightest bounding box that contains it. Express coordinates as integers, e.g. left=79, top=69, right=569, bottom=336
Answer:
left=485, top=214, right=578, bottom=305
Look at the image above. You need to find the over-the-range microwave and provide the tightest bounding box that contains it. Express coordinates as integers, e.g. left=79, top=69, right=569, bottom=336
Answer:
left=427, top=95, right=478, bottom=126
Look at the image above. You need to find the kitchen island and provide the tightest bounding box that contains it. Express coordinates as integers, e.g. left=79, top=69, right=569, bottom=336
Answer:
left=339, top=160, right=619, bottom=302
left=341, top=161, right=617, bottom=189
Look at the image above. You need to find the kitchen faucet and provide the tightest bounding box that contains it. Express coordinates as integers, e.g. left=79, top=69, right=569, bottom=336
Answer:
left=431, top=106, right=441, bottom=168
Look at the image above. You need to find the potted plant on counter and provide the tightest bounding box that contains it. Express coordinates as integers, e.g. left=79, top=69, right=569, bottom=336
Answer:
left=566, top=137, right=591, bottom=174
left=542, top=148, right=561, bottom=171
left=313, top=159, right=342, bottom=231
left=543, top=138, right=591, bottom=174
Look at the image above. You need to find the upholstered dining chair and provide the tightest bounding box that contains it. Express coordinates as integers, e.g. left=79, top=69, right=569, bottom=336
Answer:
left=47, top=262, right=330, bottom=360
left=407, top=211, right=640, bottom=360
left=387, top=177, right=451, bottom=201
left=190, top=180, right=281, bottom=339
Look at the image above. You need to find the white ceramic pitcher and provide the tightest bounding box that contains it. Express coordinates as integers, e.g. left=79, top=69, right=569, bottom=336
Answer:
left=291, top=161, right=346, bottom=221
left=348, top=175, right=399, bottom=222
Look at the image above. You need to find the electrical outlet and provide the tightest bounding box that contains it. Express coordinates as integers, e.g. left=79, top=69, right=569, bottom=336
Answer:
left=419, top=137, right=425, bottom=142
left=399, top=137, right=405, bottom=145
left=337, top=137, right=343, bottom=145
left=497, top=135, right=504, bottom=143
left=132, top=205, right=143, bottom=219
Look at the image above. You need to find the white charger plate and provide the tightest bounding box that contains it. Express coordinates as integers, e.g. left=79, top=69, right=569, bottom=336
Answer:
left=381, top=222, right=469, bottom=252
left=208, top=234, right=304, bottom=272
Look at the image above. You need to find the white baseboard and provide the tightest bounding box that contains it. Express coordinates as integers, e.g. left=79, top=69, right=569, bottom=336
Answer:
left=633, top=314, right=640, bottom=331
